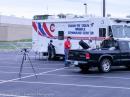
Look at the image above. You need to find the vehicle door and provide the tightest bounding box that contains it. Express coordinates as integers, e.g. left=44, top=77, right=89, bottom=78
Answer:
left=127, top=41, right=130, bottom=64
left=101, top=39, right=121, bottom=65
left=119, top=41, right=130, bottom=65
left=110, top=40, right=121, bottom=65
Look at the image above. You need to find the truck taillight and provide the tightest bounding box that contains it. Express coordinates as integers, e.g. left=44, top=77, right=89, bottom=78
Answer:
left=86, top=53, right=90, bottom=59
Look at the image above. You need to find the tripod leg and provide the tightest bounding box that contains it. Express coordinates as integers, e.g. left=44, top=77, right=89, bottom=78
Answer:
left=27, top=54, right=37, bottom=79
left=35, top=52, right=37, bottom=60
left=19, top=54, right=25, bottom=79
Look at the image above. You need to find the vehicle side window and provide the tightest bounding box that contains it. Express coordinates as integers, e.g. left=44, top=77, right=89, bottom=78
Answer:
left=101, top=40, right=110, bottom=48
left=58, top=31, right=64, bottom=40
left=108, top=26, right=113, bottom=37
left=119, top=41, right=129, bottom=50
left=99, top=28, right=106, bottom=37
left=101, top=39, right=118, bottom=48
left=128, top=42, right=130, bottom=50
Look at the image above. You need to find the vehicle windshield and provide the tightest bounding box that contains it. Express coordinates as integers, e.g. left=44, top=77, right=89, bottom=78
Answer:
left=124, top=26, right=130, bottom=38
left=111, top=25, right=124, bottom=38
left=111, top=25, right=130, bottom=38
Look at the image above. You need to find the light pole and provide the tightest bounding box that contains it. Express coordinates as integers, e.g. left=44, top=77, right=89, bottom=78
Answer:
left=84, top=3, right=87, bottom=16
left=103, top=0, right=106, bottom=17
left=0, top=12, right=1, bottom=26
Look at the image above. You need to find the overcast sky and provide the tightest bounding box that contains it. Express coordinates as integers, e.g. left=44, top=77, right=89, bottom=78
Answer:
left=0, top=0, right=130, bottom=18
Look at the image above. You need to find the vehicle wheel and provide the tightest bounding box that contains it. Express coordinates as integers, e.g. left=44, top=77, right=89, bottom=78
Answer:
left=79, top=65, right=89, bottom=72
left=98, top=58, right=111, bottom=73
left=125, top=65, right=130, bottom=69
left=48, top=48, right=56, bottom=60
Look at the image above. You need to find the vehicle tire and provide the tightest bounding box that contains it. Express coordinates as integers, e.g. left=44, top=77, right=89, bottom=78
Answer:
left=48, top=47, right=56, bottom=60
left=79, top=65, right=89, bottom=72
left=125, top=65, right=130, bottom=69
left=98, top=58, right=111, bottom=73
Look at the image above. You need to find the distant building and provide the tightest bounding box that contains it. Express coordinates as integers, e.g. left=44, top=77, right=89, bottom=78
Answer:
left=0, top=15, right=31, bottom=41
left=126, top=15, right=130, bottom=18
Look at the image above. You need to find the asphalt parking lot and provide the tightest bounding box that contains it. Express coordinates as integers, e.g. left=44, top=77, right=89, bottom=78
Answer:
left=0, top=51, right=130, bottom=97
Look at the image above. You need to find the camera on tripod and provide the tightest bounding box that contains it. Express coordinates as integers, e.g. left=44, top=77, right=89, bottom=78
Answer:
left=19, top=48, right=37, bottom=79
left=21, top=48, right=29, bottom=53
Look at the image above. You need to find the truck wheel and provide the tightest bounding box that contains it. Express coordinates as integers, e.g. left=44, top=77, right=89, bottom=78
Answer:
left=99, top=58, right=111, bottom=73
left=79, top=65, right=89, bottom=72
left=48, top=48, right=56, bottom=60
left=125, top=65, right=130, bottom=69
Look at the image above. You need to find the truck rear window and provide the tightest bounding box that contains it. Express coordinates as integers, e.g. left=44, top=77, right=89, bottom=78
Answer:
left=101, top=39, right=117, bottom=48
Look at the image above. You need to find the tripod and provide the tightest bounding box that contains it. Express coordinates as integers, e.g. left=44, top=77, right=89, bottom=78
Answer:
left=19, top=49, right=37, bottom=79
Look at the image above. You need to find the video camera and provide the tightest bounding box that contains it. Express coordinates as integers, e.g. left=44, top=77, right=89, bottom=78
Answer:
left=19, top=47, right=37, bottom=79
left=21, top=48, right=29, bottom=53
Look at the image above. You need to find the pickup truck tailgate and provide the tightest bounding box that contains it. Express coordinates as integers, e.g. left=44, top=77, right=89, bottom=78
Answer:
left=68, top=50, right=86, bottom=61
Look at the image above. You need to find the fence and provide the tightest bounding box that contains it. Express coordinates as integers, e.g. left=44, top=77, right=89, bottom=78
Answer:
left=0, top=42, right=32, bottom=51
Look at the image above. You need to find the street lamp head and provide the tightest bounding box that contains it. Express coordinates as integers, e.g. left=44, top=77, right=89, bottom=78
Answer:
left=84, top=3, right=87, bottom=5
left=83, top=3, right=87, bottom=16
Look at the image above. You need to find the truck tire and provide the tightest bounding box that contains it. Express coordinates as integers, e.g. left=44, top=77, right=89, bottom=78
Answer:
left=125, top=65, right=130, bottom=69
left=79, top=65, right=89, bottom=72
left=98, top=58, right=111, bottom=73
left=48, top=47, right=56, bottom=60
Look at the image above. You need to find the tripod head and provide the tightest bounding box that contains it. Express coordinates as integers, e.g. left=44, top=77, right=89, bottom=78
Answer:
left=21, top=48, right=29, bottom=54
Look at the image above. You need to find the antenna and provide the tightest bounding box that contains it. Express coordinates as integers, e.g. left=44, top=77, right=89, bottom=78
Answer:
left=84, top=3, right=87, bottom=16
left=46, top=5, right=49, bottom=14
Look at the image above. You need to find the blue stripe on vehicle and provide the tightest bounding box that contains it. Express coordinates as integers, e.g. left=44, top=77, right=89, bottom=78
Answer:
left=38, top=22, right=47, bottom=36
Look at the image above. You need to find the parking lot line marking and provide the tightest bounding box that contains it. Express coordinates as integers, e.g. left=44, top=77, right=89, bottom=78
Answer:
left=41, top=74, right=130, bottom=80
left=1, top=78, right=130, bottom=90
left=0, top=61, right=63, bottom=64
left=0, top=63, right=63, bottom=67
left=0, top=65, right=58, bottom=69
left=0, top=71, right=33, bottom=74
left=0, top=67, right=67, bottom=84
left=8, top=80, right=130, bottom=90
left=0, top=93, right=31, bottom=97
left=1, top=70, right=130, bottom=80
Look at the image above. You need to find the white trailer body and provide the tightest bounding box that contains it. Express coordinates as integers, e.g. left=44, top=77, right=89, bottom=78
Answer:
left=32, top=16, right=130, bottom=56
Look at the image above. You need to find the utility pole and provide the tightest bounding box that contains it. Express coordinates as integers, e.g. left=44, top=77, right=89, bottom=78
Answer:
left=84, top=3, right=87, bottom=16
left=103, top=0, right=106, bottom=17
left=0, top=12, right=1, bottom=26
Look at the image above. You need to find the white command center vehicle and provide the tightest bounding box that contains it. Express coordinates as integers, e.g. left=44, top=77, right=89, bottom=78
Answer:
left=32, top=15, right=130, bottom=59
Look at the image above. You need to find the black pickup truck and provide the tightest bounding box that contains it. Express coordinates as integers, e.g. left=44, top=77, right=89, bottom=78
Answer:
left=67, top=39, right=130, bottom=73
